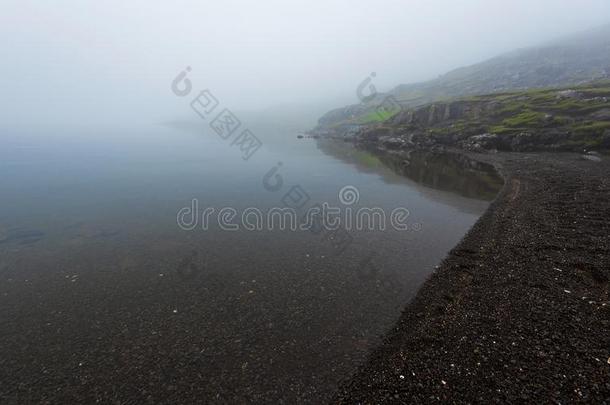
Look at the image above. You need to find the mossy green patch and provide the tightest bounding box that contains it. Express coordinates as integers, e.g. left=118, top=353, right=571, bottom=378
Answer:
left=572, top=121, right=610, bottom=135
left=488, top=125, right=516, bottom=135
left=357, top=108, right=399, bottom=124
left=502, top=111, right=547, bottom=128
left=495, top=102, right=528, bottom=116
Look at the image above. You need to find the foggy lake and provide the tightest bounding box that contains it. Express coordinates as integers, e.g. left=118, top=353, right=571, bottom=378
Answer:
left=0, top=119, right=502, bottom=402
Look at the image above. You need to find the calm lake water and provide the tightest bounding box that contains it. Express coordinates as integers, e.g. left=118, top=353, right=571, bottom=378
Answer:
left=0, top=120, right=502, bottom=402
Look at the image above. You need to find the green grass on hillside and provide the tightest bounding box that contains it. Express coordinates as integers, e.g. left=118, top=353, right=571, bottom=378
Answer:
left=501, top=111, right=548, bottom=128
left=357, top=108, right=399, bottom=124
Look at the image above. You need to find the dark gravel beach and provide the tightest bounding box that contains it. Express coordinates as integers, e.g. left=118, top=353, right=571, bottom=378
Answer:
left=335, top=152, right=610, bottom=403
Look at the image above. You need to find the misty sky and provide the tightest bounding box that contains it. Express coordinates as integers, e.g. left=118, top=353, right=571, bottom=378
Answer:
left=1, top=0, right=610, bottom=130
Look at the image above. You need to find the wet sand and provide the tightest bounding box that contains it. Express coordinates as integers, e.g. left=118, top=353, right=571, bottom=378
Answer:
left=335, top=152, right=610, bottom=403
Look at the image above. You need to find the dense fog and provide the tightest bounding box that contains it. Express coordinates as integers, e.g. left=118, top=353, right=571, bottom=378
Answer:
left=1, top=0, right=610, bottom=131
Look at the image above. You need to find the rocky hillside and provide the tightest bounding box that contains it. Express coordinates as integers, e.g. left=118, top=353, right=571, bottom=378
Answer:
left=317, top=25, right=610, bottom=129
left=353, top=81, right=610, bottom=152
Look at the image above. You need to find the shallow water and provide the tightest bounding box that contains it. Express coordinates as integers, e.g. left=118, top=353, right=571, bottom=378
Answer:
left=0, top=121, right=502, bottom=402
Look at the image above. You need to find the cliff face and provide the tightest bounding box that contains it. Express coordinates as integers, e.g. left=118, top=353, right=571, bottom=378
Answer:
left=390, top=100, right=500, bottom=127
left=352, top=81, right=610, bottom=152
